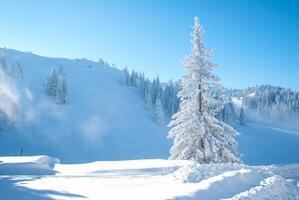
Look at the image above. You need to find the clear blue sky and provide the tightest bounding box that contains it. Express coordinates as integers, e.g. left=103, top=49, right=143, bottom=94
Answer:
left=0, top=0, right=298, bottom=89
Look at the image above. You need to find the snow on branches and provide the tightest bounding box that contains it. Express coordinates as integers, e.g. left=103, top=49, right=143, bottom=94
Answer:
left=167, top=17, right=241, bottom=164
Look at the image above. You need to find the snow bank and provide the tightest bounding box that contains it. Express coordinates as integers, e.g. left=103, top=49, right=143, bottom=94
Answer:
left=0, top=158, right=298, bottom=199
left=225, top=175, right=299, bottom=200
left=0, top=155, right=60, bottom=175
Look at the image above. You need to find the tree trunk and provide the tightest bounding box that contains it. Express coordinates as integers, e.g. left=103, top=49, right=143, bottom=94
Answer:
left=198, top=84, right=202, bottom=114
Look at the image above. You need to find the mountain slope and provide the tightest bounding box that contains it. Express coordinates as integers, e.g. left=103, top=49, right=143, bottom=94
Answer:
left=0, top=48, right=299, bottom=165
left=0, top=48, right=170, bottom=163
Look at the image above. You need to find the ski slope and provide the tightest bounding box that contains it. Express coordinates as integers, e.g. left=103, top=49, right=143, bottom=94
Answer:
left=0, top=156, right=298, bottom=199
left=0, top=48, right=170, bottom=163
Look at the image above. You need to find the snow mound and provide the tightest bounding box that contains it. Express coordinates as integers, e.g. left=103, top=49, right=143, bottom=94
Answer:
left=170, top=162, right=299, bottom=199
left=171, top=162, right=246, bottom=183
left=0, top=155, right=60, bottom=175
left=226, top=175, right=299, bottom=200
left=0, top=157, right=298, bottom=199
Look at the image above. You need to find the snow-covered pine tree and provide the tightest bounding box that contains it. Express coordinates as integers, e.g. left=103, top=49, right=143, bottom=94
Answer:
left=12, top=59, right=23, bottom=79
left=0, top=53, right=7, bottom=74
left=155, top=93, right=166, bottom=125
left=217, top=102, right=237, bottom=125
left=123, top=67, right=130, bottom=86
left=130, top=70, right=137, bottom=86
left=145, top=82, right=153, bottom=109
left=167, top=17, right=240, bottom=164
left=151, top=76, right=160, bottom=105
left=45, top=68, right=58, bottom=96
left=56, top=65, right=67, bottom=105
left=239, top=107, right=246, bottom=126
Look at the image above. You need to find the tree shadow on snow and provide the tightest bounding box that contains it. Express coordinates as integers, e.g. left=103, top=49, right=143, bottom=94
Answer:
left=0, top=176, right=86, bottom=200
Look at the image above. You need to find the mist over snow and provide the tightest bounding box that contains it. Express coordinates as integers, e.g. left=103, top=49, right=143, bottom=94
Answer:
left=0, top=48, right=170, bottom=163
left=0, top=66, right=19, bottom=126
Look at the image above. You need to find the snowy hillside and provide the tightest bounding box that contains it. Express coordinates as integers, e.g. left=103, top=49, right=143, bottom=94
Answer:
left=228, top=85, right=299, bottom=128
left=0, top=48, right=299, bottom=165
left=0, top=48, right=170, bottom=163
left=1, top=156, right=299, bottom=200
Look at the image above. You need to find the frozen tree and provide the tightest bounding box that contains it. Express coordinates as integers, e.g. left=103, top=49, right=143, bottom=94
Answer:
left=56, top=65, right=67, bottom=104
left=12, top=59, right=23, bottom=79
left=151, top=76, right=160, bottom=104
left=242, top=85, right=299, bottom=119
left=155, top=94, right=166, bottom=125
left=45, top=68, right=58, bottom=96
left=167, top=17, right=240, bottom=164
left=123, top=67, right=130, bottom=85
left=122, top=68, right=181, bottom=122
left=217, top=102, right=237, bottom=125
left=239, top=107, right=246, bottom=126
left=145, top=82, right=153, bottom=109
left=0, top=53, right=7, bottom=73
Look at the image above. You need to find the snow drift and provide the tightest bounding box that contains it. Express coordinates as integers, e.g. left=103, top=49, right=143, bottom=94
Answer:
left=0, top=155, right=59, bottom=175
left=0, top=156, right=298, bottom=199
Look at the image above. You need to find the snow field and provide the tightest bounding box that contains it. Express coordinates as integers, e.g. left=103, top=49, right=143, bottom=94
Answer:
left=1, top=156, right=298, bottom=199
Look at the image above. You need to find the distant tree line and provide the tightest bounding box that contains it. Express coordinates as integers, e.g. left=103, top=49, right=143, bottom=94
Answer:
left=123, top=68, right=180, bottom=125
left=123, top=68, right=248, bottom=127
left=242, top=85, right=299, bottom=117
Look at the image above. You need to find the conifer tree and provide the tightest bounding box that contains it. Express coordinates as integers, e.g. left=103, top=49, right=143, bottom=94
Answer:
left=12, top=59, right=23, bottom=79
left=239, top=107, right=246, bottom=126
left=56, top=65, right=67, bottom=104
left=155, top=94, right=166, bottom=125
left=167, top=17, right=240, bottom=164
left=45, top=68, right=58, bottom=96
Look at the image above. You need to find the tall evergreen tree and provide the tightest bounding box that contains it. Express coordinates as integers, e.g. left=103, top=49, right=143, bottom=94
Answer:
left=155, top=94, right=166, bottom=125
left=12, top=59, right=23, bottom=79
left=0, top=53, right=7, bottom=74
left=45, top=68, right=58, bottom=96
left=123, top=67, right=130, bottom=86
left=239, top=107, right=246, bottom=126
left=167, top=17, right=240, bottom=164
left=56, top=65, right=67, bottom=104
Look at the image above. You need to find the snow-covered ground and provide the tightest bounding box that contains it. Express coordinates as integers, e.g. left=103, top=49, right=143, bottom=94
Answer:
left=0, top=48, right=170, bottom=163
left=0, top=156, right=299, bottom=200
left=236, top=122, right=299, bottom=165
left=1, top=48, right=299, bottom=199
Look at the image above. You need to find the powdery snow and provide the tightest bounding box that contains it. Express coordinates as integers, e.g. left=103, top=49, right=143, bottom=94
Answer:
left=0, top=155, right=59, bottom=175
left=0, top=156, right=298, bottom=200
